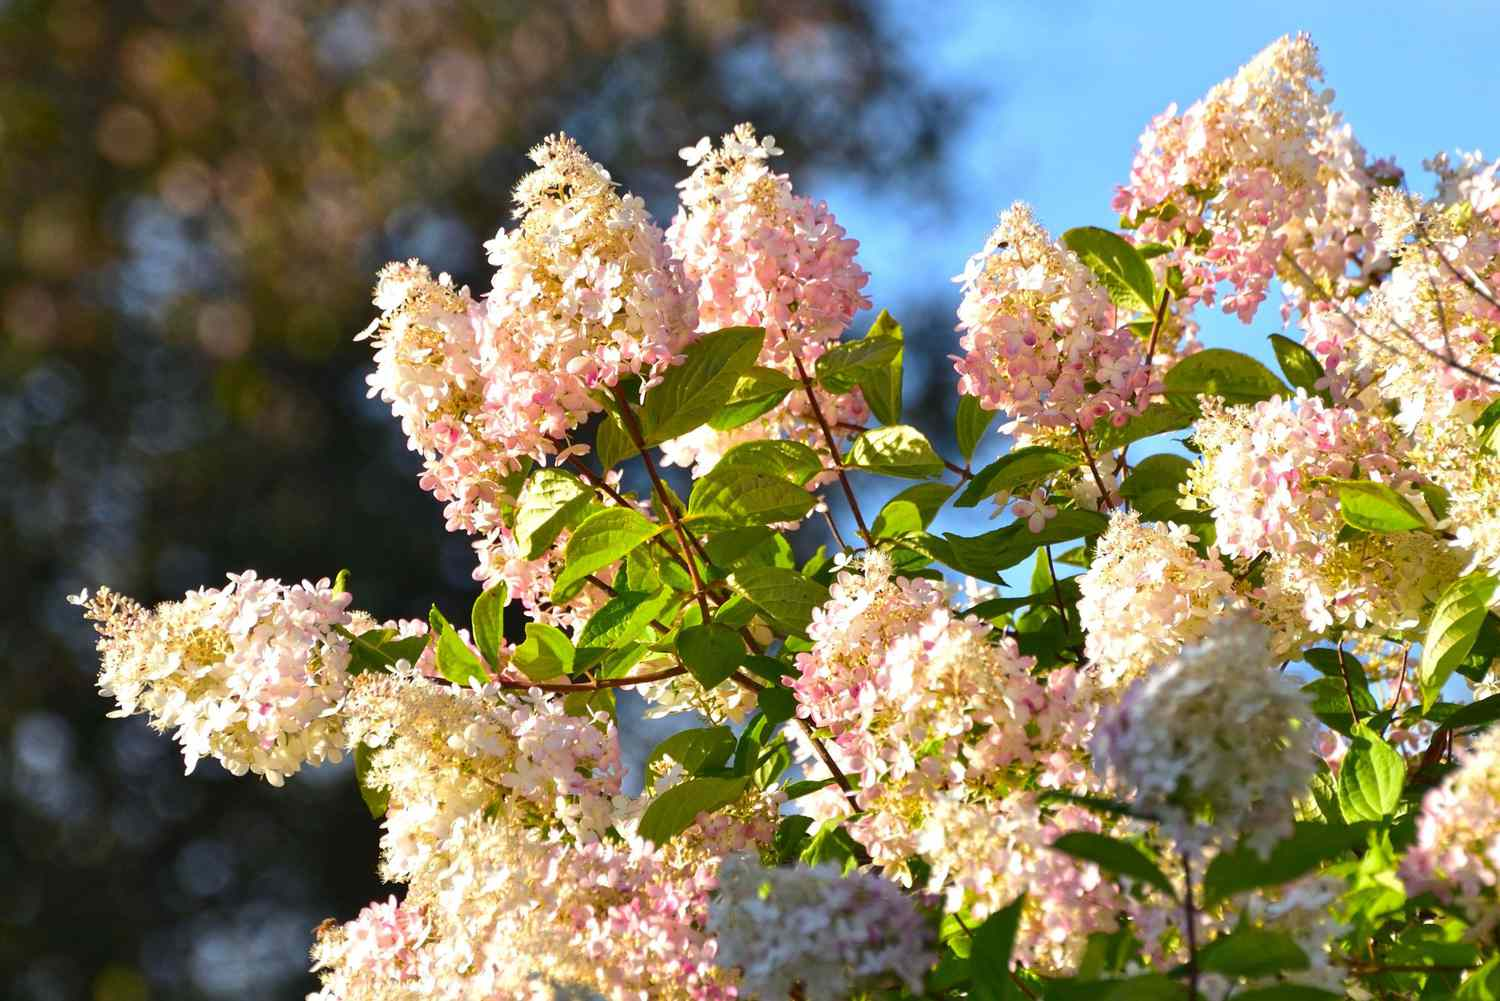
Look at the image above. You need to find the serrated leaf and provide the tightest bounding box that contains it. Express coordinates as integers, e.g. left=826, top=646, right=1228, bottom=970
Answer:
left=645, top=726, right=736, bottom=779
left=757, top=685, right=796, bottom=726
left=675, top=623, right=744, bottom=689
left=1421, top=573, right=1499, bottom=708
left=971, top=894, right=1026, bottom=1001
left=639, top=326, right=765, bottom=445
left=512, top=622, right=573, bottom=680
left=941, top=510, right=1109, bottom=581
left=1337, top=724, right=1404, bottom=822
left=1202, top=822, right=1365, bottom=905
left=714, top=439, right=823, bottom=486
left=344, top=627, right=428, bottom=675
left=575, top=589, right=673, bottom=663
left=1093, top=401, right=1195, bottom=451
left=726, top=565, right=830, bottom=637
left=872, top=482, right=954, bottom=538
left=594, top=413, right=635, bottom=470
left=1198, top=929, right=1309, bottom=978
left=844, top=424, right=944, bottom=479
left=1330, top=479, right=1429, bottom=534
left=1051, top=831, right=1176, bottom=898
left=818, top=310, right=904, bottom=426
left=436, top=623, right=486, bottom=686
left=638, top=775, right=750, bottom=845
left=1061, top=226, right=1157, bottom=313
left=471, top=581, right=507, bottom=668
left=1118, top=453, right=1194, bottom=522
left=1231, top=987, right=1342, bottom=1001
left=1164, top=348, right=1289, bottom=409
left=687, top=465, right=816, bottom=529
left=514, top=469, right=594, bottom=559
left=956, top=446, right=1080, bottom=508
left=1441, top=692, right=1500, bottom=733
left=551, top=507, right=664, bottom=600
left=956, top=393, right=997, bottom=463
left=353, top=743, right=389, bottom=819
left=1269, top=333, right=1333, bottom=404
left=707, top=366, right=797, bottom=431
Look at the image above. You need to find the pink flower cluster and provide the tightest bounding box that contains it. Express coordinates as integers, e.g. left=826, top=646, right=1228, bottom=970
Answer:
left=1114, top=34, right=1396, bottom=324
left=661, top=124, right=871, bottom=475
left=73, top=572, right=353, bottom=786
left=952, top=203, right=1157, bottom=440
left=1402, top=726, right=1500, bottom=935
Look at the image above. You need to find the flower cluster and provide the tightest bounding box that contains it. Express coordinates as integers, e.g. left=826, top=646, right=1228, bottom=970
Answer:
left=1091, top=613, right=1318, bottom=855
left=791, top=552, right=1110, bottom=970
left=708, top=855, right=932, bottom=1000
left=1114, top=34, right=1397, bottom=324
left=1184, top=393, right=1460, bottom=641
left=1077, top=509, right=1241, bottom=694
left=953, top=203, right=1157, bottom=440
left=72, top=572, right=352, bottom=785
left=661, top=124, right=871, bottom=477
left=1403, top=726, right=1500, bottom=935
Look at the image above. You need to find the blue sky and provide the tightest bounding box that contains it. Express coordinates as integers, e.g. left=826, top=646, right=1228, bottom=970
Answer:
left=806, top=0, right=1500, bottom=539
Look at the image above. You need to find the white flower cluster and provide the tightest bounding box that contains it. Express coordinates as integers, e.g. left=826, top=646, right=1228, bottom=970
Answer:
left=708, top=855, right=932, bottom=1001
left=1403, top=726, right=1500, bottom=935
left=1091, top=612, right=1317, bottom=855
left=73, top=572, right=352, bottom=785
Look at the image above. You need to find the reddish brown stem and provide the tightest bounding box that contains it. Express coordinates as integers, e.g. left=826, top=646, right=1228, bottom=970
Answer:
left=789, top=349, right=871, bottom=545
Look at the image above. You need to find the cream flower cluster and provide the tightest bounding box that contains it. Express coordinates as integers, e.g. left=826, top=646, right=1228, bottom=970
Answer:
left=708, top=854, right=932, bottom=1001
left=1402, top=726, right=1500, bottom=936
left=1184, top=394, right=1459, bottom=640
left=1077, top=509, right=1241, bottom=694
left=72, top=572, right=352, bottom=786
left=953, top=203, right=1156, bottom=440
left=1114, top=33, right=1397, bottom=324
left=661, top=124, right=871, bottom=477
left=342, top=671, right=623, bottom=881
left=1091, top=613, right=1317, bottom=855
left=790, top=553, right=1111, bottom=970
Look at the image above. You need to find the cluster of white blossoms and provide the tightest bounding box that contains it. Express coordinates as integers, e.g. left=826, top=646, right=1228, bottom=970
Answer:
left=660, top=124, right=871, bottom=477
left=953, top=203, right=1157, bottom=442
left=1077, top=509, right=1241, bottom=694
left=1403, top=726, right=1500, bottom=935
left=72, top=572, right=353, bottom=785
left=707, top=855, right=932, bottom=1001
left=1091, top=613, right=1318, bottom=855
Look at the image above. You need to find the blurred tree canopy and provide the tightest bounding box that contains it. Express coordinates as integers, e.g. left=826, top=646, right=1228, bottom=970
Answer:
left=0, top=1, right=962, bottom=998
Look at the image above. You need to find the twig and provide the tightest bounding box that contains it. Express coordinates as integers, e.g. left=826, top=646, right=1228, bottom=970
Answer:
left=1044, top=545, right=1071, bottom=635
left=1073, top=422, right=1115, bottom=510
left=1181, top=851, right=1201, bottom=1001
left=494, top=664, right=687, bottom=693
left=789, top=348, right=872, bottom=544
left=1336, top=642, right=1362, bottom=726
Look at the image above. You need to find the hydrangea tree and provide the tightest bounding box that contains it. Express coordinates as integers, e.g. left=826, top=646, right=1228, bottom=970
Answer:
left=76, top=34, right=1500, bottom=1001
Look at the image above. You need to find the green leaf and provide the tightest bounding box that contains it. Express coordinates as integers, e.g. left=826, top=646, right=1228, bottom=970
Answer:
left=971, top=894, right=1026, bottom=1001
left=1441, top=692, right=1500, bottom=733
left=1118, top=453, right=1195, bottom=522
left=1202, top=822, right=1365, bottom=905
left=551, top=507, right=664, bottom=601
left=638, top=775, right=750, bottom=845
left=471, top=581, right=507, bottom=668
left=512, top=622, right=574, bottom=681
left=757, top=685, right=796, bottom=727
left=435, top=623, right=486, bottom=686
left=1231, top=986, right=1342, bottom=1001
left=675, top=623, right=744, bottom=689
left=1421, top=573, right=1499, bottom=708
left=1330, top=479, right=1430, bottom=534
left=818, top=310, right=904, bottom=426
left=1164, top=348, right=1289, bottom=409
left=715, top=439, right=824, bottom=486
left=687, top=465, right=816, bottom=529
left=645, top=726, right=736, bottom=779
left=1093, top=401, right=1195, bottom=451
left=1268, top=333, right=1332, bottom=404
left=1045, top=975, right=1188, bottom=1001
left=1050, top=831, right=1176, bottom=898
left=639, top=326, right=765, bottom=445
left=332, top=568, right=350, bottom=595
left=1456, top=956, right=1500, bottom=1001
left=594, top=413, right=635, bottom=470
left=956, top=446, right=1080, bottom=508
left=344, top=627, right=428, bottom=676
left=942, top=510, right=1109, bottom=581
left=1061, top=226, right=1157, bottom=313
left=514, top=469, right=594, bottom=558
left=353, top=743, right=389, bottom=819
left=575, top=589, right=673, bottom=664
left=872, top=482, right=954, bottom=538
left=1198, top=929, right=1309, bottom=978
left=956, top=394, right=997, bottom=463
left=707, top=366, right=797, bottom=431
left=1337, top=724, right=1404, bottom=822
left=799, top=820, right=861, bottom=873
left=726, top=566, right=830, bottom=637
left=844, top=425, right=945, bottom=479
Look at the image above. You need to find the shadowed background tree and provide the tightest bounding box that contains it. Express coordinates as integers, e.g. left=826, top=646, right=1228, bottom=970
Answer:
left=0, top=2, right=965, bottom=998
